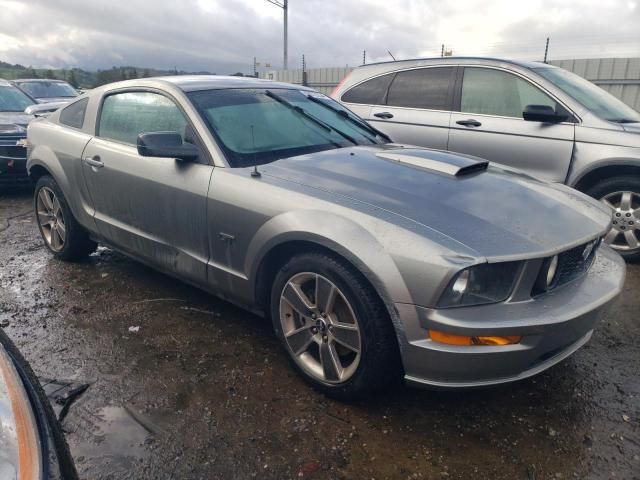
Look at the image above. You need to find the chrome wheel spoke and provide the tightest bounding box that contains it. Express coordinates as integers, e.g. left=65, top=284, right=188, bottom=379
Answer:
left=330, top=322, right=360, bottom=353
left=282, top=283, right=314, bottom=318
left=601, top=198, right=616, bottom=210
left=55, top=222, right=66, bottom=242
left=36, top=187, right=65, bottom=252
left=624, top=230, right=639, bottom=249
left=315, top=274, right=336, bottom=314
left=604, top=228, right=619, bottom=244
left=620, top=192, right=633, bottom=210
left=38, top=189, right=53, bottom=212
left=285, top=325, right=315, bottom=356
left=319, top=341, right=342, bottom=382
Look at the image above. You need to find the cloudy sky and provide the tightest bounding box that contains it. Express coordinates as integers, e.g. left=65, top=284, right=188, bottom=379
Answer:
left=1, top=0, right=639, bottom=74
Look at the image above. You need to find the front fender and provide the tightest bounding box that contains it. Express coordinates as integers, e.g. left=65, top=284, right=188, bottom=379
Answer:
left=246, top=209, right=413, bottom=308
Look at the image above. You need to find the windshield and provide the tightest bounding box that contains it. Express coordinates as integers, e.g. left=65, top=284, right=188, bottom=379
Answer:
left=535, top=67, right=640, bottom=123
left=16, top=81, right=78, bottom=99
left=0, top=85, right=35, bottom=112
left=188, top=88, right=386, bottom=167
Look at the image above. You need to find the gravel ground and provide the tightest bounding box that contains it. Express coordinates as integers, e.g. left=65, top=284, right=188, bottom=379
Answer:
left=1, top=188, right=638, bottom=480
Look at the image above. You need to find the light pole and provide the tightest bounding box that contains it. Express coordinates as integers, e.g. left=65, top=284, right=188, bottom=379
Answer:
left=265, top=0, right=288, bottom=70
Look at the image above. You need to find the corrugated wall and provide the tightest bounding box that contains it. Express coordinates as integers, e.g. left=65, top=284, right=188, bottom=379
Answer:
left=259, top=67, right=353, bottom=94
left=260, top=58, right=640, bottom=110
left=550, top=58, right=640, bottom=111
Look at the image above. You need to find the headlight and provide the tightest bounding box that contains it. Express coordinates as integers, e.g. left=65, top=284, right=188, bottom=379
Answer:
left=0, top=347, right=42, bottom=480
left=437, top=262, right=522, bottom=308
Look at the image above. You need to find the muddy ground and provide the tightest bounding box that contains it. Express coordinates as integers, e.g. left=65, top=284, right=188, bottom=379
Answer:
left=0, top=188, right=638, bottom=480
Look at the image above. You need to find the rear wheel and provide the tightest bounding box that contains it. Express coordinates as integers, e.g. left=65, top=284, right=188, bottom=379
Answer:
left=586, top=176, right=640, bottom=261
left=270, top=251, right=402, bottom=401
left=34, top=175, right=97, bottom=260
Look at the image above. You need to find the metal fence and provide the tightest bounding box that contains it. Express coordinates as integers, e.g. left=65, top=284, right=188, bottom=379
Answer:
left=259, top=67, right=353, bottom=95
left=260, top=57, right=640, bottom=110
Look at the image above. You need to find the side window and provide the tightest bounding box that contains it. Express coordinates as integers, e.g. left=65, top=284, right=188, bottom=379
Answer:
left=386, top=67, right=453, bottom=110
left=461, top=67, right=558, bottom=118
left=341, top=73, right=394, bottom=105
left=59, top=98, right=88, bottom=129
left=98, top=91, right=188, bottom=145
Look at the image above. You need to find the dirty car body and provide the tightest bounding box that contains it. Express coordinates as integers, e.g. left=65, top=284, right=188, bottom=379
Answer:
left=26, top=76, right=625, bottom=397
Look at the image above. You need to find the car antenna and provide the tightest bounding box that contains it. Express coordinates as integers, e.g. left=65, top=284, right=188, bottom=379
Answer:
left=250, top=124, right=261, bottom=178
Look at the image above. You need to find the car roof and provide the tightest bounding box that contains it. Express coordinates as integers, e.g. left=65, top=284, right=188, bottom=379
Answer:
left=359, top=56, right=555, bottom=70
left=157, top=75, right=313, bottom=92
left=12, top=78, right=70, bottom=83
left=90, top=75, right=313, bottom=95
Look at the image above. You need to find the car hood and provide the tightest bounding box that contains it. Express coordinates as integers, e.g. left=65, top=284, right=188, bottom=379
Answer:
left=0, top=112, right=32, bottom=130
left=260, top=145, right=612, bottom=260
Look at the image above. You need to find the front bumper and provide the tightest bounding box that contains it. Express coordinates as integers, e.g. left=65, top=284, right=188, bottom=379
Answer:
left=396, top=245, right=625, bottom=389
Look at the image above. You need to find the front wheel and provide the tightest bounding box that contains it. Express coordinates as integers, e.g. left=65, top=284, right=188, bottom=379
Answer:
left=270, top=252, right=402, bottom=401
left=586, top=176, right=640, bottom=262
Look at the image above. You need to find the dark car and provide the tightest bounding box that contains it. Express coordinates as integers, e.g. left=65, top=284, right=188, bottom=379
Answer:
left=12, top=79, right=78, bottom=104
left=1, top=80, right=67, bottom=186
left=0, top=328, right=78, bottom=479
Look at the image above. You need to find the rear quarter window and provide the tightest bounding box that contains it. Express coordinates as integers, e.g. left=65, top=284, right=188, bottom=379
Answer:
left=59, top=98, right=89, bottom=129
left=341, top=73, right=394, bottom=105
left=386, top=67, right=454, bottom=110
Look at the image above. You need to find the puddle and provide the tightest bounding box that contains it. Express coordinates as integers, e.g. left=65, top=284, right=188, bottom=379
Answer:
left=69, top=405, right=151, bottom=461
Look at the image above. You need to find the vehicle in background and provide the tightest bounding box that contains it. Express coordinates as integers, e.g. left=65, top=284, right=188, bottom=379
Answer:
left=0, top=328, right=78, bottom=479
left=0, top=79, right=66, bottom=185
left=333, top=57, right=640, bottom=260
left=26, top=76, right=624, bottom=399
left=12, top=79, right=78, bottom=104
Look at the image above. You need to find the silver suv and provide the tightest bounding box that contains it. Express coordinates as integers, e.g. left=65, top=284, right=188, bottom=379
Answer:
left=333, top=57, right=640, bottom=260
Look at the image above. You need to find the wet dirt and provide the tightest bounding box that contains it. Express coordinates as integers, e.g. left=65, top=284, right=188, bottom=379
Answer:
left=1, top=188, right=639, bottom=479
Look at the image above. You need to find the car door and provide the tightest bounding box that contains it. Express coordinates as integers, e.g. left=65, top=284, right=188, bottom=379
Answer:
left=80, top=90, right=213, bottom=285
left=448, top=66, right=575, bottom=182
left=341, top=67, right=455, bottom=150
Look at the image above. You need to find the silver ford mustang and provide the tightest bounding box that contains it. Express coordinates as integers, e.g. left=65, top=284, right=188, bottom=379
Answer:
left=26, top=76, right=625, bottom=400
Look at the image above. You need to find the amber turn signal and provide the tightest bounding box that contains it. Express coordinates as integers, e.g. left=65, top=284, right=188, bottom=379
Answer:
left=429, top=330, right=521, bottom=346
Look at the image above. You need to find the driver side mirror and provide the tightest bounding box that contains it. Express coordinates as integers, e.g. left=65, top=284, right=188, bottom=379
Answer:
left=137, top=132, right=199, bottom=161
left=522, top=104, right=568, bottom=123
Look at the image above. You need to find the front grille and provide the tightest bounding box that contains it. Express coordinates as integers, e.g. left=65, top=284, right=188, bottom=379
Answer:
left=554, top=240, right=599, bottom=287
left=0, top=145, right=27, bottom=160
left=532, top=239, right=600, bottom=296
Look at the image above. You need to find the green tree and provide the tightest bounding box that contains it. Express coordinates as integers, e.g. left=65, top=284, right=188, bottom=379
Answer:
left=68, top=69, right=78, bottom=88
left=45, top=69, right=55, bottom=79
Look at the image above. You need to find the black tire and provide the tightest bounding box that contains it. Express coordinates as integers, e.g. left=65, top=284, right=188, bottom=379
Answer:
left=0, top=328, right=79, bottom=479
left=584, top=176, right=640, bottom=262
left=34, top=175, right=96, bottom=261
left=270, top=251, right=402, bottom=401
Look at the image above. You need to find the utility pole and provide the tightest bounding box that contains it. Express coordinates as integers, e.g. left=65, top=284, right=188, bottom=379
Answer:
left=302, top=54, right=307, bottom=86
left=544, top=37, right=550, bottom=63
left=363, top=50, right=366, bottom=65
left=253, top=56, right=257, bottom=77
left=441, top=44, right=444, bottom=57
left=265, top=0, right=288, bottom=69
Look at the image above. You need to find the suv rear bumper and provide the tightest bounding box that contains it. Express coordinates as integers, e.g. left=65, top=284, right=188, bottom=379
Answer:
left=396, top=245, right=625, bottom=389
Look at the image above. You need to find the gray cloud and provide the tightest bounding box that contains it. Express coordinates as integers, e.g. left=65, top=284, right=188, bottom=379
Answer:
left=0, top=0, right=639, bottom=73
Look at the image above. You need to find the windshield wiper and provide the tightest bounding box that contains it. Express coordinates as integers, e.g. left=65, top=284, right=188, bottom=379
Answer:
left=304, top=94, right=392, bottom=143
left=608, top=118, right=639, bottom=124
left=265, top=90, right=358, bottom=145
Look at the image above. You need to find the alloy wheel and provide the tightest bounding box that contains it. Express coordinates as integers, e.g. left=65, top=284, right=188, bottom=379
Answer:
left=36, top=187, right=66, bottom=252
left=279, top=272, right=361, bottom=384
left=601, top=191, right=640, bottom=251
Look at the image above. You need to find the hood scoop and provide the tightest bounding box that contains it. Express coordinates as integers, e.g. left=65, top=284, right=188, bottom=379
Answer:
left=375, top=148, right=488, bottom=177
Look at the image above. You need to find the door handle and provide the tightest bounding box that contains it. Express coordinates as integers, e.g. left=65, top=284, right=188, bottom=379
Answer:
left=84, top=155, right=104, bottom=168
left=373, top=112, right=394, bottom=119
left=456, top=119, right=482, bottom=127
